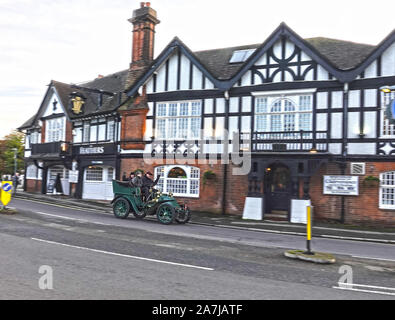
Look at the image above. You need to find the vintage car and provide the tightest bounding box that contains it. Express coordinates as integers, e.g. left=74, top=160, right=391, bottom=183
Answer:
left=111, top=180, right=191, bottom=225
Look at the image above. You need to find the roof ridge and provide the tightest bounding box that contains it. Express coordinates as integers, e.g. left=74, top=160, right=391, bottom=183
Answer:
left=305, top=36, right=376, bottom=47
left=76, top=69, right=129, bottom=86
left=194, top=43, right=262, bottom=54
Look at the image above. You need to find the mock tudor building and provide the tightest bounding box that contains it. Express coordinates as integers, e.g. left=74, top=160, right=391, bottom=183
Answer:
left=20, top=3, right=395, bottom=225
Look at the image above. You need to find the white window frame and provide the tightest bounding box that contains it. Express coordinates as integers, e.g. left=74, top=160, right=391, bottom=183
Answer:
left=26, top=164, right=39, bottom=180
left=84, top=167, right=104, bottom=182
left=155, top=101, right=202, bottom=140
left=154, top=165, right=200, bottom=198
left=46, top=117, right=65, bottom=143
left=48, top=166, right=69, bottom=182
left=254, top=95, right=313, bottom=135
left=379, top=171, right=395, bottom=209
left=381, top=92, right=395, bottom=138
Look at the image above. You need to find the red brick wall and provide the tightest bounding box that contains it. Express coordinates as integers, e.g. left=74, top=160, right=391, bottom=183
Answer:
left=120, top=108, right=148, bottom=150
left=41, top=122, right=46, bottom=143
left=65, top=121, right=73, bottom=142
left=310, top=162, right=395, bottom=227
left=25, top=179, right=42, bottom=193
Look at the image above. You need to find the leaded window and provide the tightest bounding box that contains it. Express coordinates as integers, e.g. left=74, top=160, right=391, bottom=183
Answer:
left=155, top=101, right=202, bottom=140
left=154, top=166, right=200, bottom=197
left=380, top=171, right=395, bottom=209
left=254, top=95, right=313, bottom=134
left=85, top=167, right=103, bottom=182
left=381, top=91, right=395, bottom=137
left=26, top=164, right=38, bottom=179
left=46, top=117, right=65, bottom=142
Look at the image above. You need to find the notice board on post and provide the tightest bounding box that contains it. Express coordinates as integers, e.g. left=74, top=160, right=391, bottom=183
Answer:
left=323, top=176, right=359, bottom=196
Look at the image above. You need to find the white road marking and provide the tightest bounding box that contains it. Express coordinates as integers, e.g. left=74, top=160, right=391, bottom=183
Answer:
left=31, top=238, right=214, bottom=271
left=333, top=282, right=395, bottom=296
left=35, top=212, right=112, bottom=226
left=337, top=283, right=395, bottom=291
left=321, top=234, right=395, bottom=244
left=351, top=255, right=395, bottom=263
left=333, top=286, right=395, bottom=296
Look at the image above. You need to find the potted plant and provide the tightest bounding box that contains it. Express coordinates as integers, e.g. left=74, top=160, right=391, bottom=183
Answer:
left=203, top=170, right=216, bottom=185
left=363, top=176, right=380, bottom=187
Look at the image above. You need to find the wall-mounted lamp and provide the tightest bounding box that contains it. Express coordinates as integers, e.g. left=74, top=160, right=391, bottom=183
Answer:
left=309, top=147, right=318, bottom=154
left=61, top=143, right=68, bottom=153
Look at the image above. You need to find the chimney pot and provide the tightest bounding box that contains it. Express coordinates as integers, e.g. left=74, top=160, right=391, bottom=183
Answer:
left=146, top=2, right=151, bottom=7
left=140, top=2, right=145, bottom=7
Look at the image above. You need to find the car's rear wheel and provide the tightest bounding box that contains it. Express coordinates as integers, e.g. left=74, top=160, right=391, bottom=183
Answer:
left=113, top=198, right=130, bottom=219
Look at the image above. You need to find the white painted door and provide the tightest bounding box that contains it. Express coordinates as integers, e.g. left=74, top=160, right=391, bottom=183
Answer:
left=82, top=166, right=115, bottom=201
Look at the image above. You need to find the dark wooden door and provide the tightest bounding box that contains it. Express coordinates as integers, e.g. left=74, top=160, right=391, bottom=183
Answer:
left=264, top=164, right=292, bottom=212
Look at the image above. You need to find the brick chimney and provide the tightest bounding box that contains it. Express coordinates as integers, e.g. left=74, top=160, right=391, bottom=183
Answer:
left=120, top=3, right=160, bottom=150
left=130, top=2, right=160, bottom=66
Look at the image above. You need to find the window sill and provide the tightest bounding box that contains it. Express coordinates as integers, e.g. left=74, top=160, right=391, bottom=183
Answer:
left=379, top=206, right=395, bottom=211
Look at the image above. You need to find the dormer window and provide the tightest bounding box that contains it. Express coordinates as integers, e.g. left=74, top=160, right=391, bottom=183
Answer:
left=229, top=49, right=256, bottom=63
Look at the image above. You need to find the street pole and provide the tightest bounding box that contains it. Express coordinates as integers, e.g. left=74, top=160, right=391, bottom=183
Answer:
left=12, top=148, right=17, bottom=195
left=305, top=206, right=313, bottom=255
left=12, top=148, right=17, bottom=176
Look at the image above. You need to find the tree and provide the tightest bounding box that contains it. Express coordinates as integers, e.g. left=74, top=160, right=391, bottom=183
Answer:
left=0, top=130, right=25, bottom=177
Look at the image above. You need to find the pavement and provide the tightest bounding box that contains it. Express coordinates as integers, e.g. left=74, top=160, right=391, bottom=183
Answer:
left=11, top=191, right=395, bottom=244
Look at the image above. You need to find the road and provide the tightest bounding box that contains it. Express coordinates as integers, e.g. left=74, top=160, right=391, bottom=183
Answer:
left=0, top=198, right=394, bottom=300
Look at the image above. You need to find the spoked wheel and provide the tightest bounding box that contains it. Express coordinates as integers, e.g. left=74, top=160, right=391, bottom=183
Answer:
left=113, top=198, right=130, bottom=219
left=175, top=207, right=191, bottom=224
left=156, top=203, right=176, bottom=225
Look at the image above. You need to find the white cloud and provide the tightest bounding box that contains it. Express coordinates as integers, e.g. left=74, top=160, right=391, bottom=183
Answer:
left=0, top=0, right=394, bottom=138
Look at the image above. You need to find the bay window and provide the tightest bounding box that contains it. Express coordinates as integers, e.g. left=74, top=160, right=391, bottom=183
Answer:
left=154, top=165, right=200, bottom=197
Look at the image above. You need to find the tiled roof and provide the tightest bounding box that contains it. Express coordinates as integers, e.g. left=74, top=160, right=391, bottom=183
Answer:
left=194, top=44, right=261, bottom=80
left=193, top=37, right=376, bottom=80
left=304, top=37, right=375, bottom=70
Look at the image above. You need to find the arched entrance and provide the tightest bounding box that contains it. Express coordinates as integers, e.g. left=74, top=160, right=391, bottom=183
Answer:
left=264, top=163, right=292, bottom=212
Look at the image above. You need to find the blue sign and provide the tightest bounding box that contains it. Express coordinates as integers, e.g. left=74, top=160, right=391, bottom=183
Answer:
left=2, top=183, right=12, bottom=192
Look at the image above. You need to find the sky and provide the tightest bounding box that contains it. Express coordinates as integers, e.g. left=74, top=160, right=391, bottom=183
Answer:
left=0, top=0, right=394, bottom=139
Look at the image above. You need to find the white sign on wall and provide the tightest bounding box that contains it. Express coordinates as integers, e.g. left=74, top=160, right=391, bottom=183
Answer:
left=69, top=170, right=79, bottom=184
left=323, top=176, right=359, bottom=196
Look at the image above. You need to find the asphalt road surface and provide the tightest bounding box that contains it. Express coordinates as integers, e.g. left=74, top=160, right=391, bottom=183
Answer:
left=0, top=198, right=394, bottom=300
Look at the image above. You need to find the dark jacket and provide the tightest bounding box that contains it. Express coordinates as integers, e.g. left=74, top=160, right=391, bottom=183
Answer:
left=142, top=175, right=160, bottom=189
left=131, top=176, right=143, bottom=188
